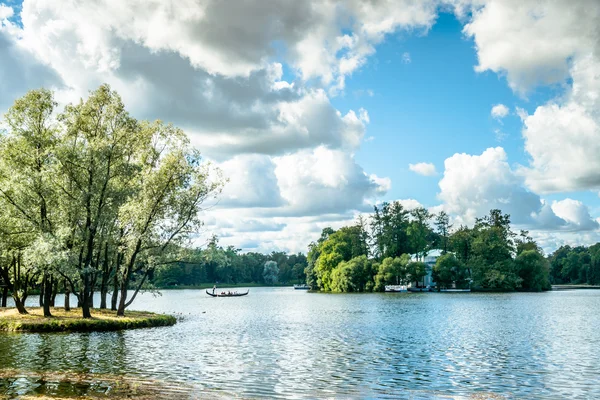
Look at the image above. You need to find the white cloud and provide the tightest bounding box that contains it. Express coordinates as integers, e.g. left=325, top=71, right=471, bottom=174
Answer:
left=216, top=155, right=286, bottom=208
left=0, top=4, right=13, bottom=20
left=463, top=0, right=599, bottom=93
left=0, top=14, right=63, bottom=111
left=519, top=55, right=600, bottom=193
left=437, top=147, right=599, bottom=232
left=273, top=146, right=390, bottom=216
left=491, top=103, right=509, bottom=119
left=461, top=0, right=600, bottom=196
left=409, top=162, right=437, bottom=176
left=397, top=198, right=423, bottom=211
left=402, top=52, right=411, bottom=64
left=550, top=199, right=599, bottom=232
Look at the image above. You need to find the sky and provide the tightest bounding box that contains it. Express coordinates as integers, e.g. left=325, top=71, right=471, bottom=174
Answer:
left=1, top=0, right=600, bottom=254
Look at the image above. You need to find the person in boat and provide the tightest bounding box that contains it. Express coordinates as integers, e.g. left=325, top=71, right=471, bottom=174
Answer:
left=212, top=285, right=216, bottom=294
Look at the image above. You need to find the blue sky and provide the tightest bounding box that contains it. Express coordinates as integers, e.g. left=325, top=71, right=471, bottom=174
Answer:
left=1, top=0, right=599, bottom=253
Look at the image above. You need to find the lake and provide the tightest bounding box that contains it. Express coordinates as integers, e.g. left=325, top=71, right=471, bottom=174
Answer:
left=1, top=288, right=599, bottom=399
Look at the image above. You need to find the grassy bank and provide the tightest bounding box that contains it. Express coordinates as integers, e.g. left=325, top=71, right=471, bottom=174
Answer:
left=0, top=307, right=176, bottom=333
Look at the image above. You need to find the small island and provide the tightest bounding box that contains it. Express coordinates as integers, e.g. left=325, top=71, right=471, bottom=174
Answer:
left=0, top=308, right=176, bottom=333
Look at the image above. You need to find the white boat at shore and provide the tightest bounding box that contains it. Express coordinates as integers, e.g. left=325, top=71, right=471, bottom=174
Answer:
left=293, top=284, right=310, bottom=290
left=385, top=285, right=408, bottom=292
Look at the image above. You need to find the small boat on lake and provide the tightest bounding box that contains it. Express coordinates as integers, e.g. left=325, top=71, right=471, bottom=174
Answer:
left=293, top=284, right=310, bottom=290
left=385, top=285, right=408, bottom=292
left=206, top=290, right=249, bottom=297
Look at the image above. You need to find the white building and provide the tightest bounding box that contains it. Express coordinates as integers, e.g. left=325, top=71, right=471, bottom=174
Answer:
left=409, top=249, right=442, bottom=291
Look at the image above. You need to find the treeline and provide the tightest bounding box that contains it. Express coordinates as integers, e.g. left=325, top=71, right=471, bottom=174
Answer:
left=0, top=85, right=223, bottom=318
left=548, top=244, right=600, bottom=285
left=305, top=206, right=552, bottom=292
left=152, top=236, right=307, bottom=287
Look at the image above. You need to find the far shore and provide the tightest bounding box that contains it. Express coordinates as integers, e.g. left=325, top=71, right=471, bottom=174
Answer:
left=552, top=284, right=600, bottom=290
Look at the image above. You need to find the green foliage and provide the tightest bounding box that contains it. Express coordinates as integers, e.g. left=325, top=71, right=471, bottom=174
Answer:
left=549, top=244, right=600, bottom=285
left=0, top=85, right=226, bottom=317
left=263, top=261, right=279, bottom=285
left=515, top=250, right=550, bottom=291
left=406, top=261, right=428, bottom=285
left=432, top=254, right=469, bottom=289
left=330, top=255, right=373, bottom=292
left=373, top=254, right=410, bottom=291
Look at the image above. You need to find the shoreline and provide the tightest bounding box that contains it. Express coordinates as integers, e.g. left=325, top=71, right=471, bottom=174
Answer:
left=551, top=284, right=600, bottom=290
left=0, top=307, right=176, bottom=333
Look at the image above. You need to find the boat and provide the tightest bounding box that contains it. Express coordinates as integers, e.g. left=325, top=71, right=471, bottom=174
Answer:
left=439, top=288, right=471, bottom=292
left=206, top=290, right=249, bottom=297
left=385, top=285, right=408, bottom=292
left=293, top=284, right=310, bottom=290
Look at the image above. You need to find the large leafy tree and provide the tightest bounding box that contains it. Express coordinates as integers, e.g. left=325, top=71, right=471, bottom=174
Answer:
left=0, top=85, right=224, bottom=317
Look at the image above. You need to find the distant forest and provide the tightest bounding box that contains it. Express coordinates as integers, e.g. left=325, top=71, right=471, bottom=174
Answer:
left=153, top=205, right=600, bottom=292
left=152, top=236, right=308, bottom=287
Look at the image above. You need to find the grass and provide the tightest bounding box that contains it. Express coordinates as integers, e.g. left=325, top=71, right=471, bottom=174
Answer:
left=0, top=307, right=176, bottom=333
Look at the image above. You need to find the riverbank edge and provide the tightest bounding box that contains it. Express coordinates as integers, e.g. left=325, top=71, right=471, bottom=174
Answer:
left=0, top=308, right=176, bottom=333
left=551, top=284, right=600, bottom=290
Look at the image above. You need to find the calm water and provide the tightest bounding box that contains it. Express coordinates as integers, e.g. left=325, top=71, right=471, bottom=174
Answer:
left=1, top=288, right=600, bottom=398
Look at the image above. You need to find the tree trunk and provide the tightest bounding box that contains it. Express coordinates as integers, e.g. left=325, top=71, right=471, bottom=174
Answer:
left=116, top=275, right=128, bottom=316
left=81, top=273, right=92, bottom=319
left=64, top=282, right=71, bottom=312
left=89, top=286, right=94, bottom=309
left=99, top=242, right=110, bottom=309
left=1, top=286, right=7, bottom=307
left=50, top=280, right=57, bottom=307
left=42, top=274, right=52, bottom=318
left=111, top=273, right=119, bottom=311
left=100, top=288, right=108, bottom=309
left=39, top=281, right=44, bottom=307
left=13, top=296, right=27, bottom=315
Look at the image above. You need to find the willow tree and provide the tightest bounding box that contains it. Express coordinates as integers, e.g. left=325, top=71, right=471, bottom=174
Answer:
left=0, top=89, right=59, bottom=315
left=56, top=85, right=140, bottom=318
left=115, top=121, right=223, bottom=316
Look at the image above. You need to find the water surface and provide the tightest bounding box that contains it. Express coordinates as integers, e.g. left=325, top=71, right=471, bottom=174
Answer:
left=1, top=288, right=599, bottom=398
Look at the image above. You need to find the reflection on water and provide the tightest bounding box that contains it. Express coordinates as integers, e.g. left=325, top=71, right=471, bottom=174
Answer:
left=1, top=289, right=600, bottom=398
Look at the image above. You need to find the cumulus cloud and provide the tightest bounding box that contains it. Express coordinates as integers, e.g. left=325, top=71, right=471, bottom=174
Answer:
left=518, top=55, right=600, bottom=193
left=0, top=4, right=13, bottom=19
left=491, top=104, right=509, bottom=119
left=213, top=145, right=391, bottom=216
left=216, top=155, right=286, bottom=208
left=273, top=146, right=390, bottom=216
left=550, top=199, right=600, bottom=231
left=437, top=147, right=599, bottom=232
left=463, top=0, right=600, bottom=93
left=0, top=12, right=63, bottom=110
left=409, top=162, right=437, bottom=176
left=462, top=0, right=600, bottom=195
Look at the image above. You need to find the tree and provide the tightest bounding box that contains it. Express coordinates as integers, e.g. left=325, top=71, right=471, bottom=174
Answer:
left=330, top=255, right=373, bottom=292
left=515, top=250, right=550, bottom=291
left=263, top=261, right=279, bottom=285
left=370, top=201, right=411, bottom=260
left=406, top=261, right=427, bottom=286
left=432, top=253, right=468, bottom=289
left=0, top=88, right=59, bottom=315
left=435, top=211, right=452, bottom=254
left=373, top=254, right=410, bottom=291
left=407, top=207, right=433, bottom=261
